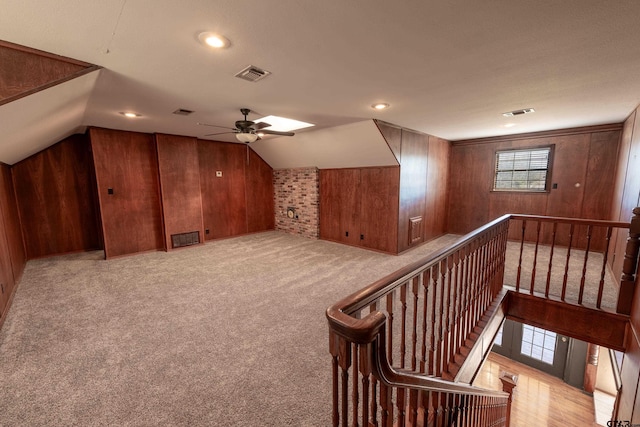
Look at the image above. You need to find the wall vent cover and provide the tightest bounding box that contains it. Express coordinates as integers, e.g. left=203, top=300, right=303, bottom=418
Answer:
left=234, top=65, right=271, bottom=82
left=171, top=231, right=200, bottom=248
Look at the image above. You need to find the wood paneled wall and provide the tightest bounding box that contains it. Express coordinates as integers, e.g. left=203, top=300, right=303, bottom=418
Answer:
left=156, top=134, right=204, bottom=249
left=610, top=105, right=640, bottom=424
left=90, top=128, right=164, bottom=258
left=246, top=149, right=274, bottom=233
left=198, top=140, right=248, bottom=240
left=0, top=40, right=98, bottom=106
left=0, top=163, right=26, bottom=325
left=447, top=126, right=622, bottom=235
left=12, top=134, right=100, bottom=258
left=377, top=120, right=451, bottom=253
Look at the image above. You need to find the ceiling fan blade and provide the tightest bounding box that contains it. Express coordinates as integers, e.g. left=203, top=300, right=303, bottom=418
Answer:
left=255, top=122, right=271, bottom=130
left=260, top=130, right=295, bottom=137
left=204, top=131, right=236, bottom=137
left=197, top=122, right=236, bottom=131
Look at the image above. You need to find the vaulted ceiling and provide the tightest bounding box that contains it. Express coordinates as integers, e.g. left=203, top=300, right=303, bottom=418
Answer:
left=1, top=1, right=640, bottom=166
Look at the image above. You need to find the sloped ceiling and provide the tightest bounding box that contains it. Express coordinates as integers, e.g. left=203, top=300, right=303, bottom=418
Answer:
left=0, top=70, right=100, bottom=164
left=251, top=120, right=398, bottom=170
left=1, top=1, right=640, bottom=166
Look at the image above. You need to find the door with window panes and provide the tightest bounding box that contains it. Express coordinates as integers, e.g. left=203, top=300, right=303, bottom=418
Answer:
left=492, top=319, right=569, bottom=378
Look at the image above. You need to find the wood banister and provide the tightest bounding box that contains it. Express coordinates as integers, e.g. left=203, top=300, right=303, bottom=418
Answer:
left=618, top=207, right=640, bottom=315
left=327, top=209, right=637, bottom=426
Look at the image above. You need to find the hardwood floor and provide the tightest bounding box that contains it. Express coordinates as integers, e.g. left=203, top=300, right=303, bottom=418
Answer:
left=474, top=352, right=601, bottom=427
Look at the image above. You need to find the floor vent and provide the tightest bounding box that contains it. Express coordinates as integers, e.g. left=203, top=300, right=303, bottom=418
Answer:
left=171, top=231, right=200, bottom=248
left=234, top=65, right=271, bottom=82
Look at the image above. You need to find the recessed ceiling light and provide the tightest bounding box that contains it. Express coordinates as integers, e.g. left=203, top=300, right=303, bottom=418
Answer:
left=254, top=115, right=314, bottom=132
left=120, top=112, right=141, bottom=118
left=503, top=123, right=516, bottom=128
left=502, top=108, right=535, bottom=117
left=371, top=103, right=390, bottom=110
left=198, top=32, right=230, bottom=49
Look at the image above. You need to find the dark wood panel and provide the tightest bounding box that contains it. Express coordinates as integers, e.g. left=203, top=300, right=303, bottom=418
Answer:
left=360, top=167, right=399, bottom=253
left=610, top=111, right=636, bottom=280
left=0, top=165, right=25, bottom=283
left=0, top=194, right=14, bottom=320
left=198, top=140, right=247, bottom=240
left=90, top=128, right=163, bottom=258
left=446, top=144, right=493, bottom=233
left=506, top=292, right=627, bottom=351
left=544, top=134, right=590, bottom=218
left=617, top=326, right=640, bottom=421
left=156, top=134, right=204, bottom=250
left=319, top=168, right=361, bottom=246
left=0, top=41, right=98, bottom=106
left=13, top=134, right=100, bottom=258
left=489, top=192, right=548, bottom=241
left=245, top=149, right=275, bottom=233
left=425, top=136, right=450, bottom=240
left=398, top=129, right=428, bottom=252
left=375, top=120, right=402, bottom=162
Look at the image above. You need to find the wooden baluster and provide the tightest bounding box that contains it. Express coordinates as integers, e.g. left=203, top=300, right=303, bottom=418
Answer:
left=400, top=284, right=407, bottom=369
left=421, top=269, right=431, bottom=374
left=516, top=220, right=526, bottom=291
left=561, top=223, right=575, bottom=301
left=530, top=221, right=542, bottom=295
left=545, top=222, right=558, bottom=298
left=461, top=246, right=472, bottom=354
left=443, top=256, right=453, bottom=372
left=422, top=390, right=433, bottom=427
left=386, top=292, right=394, bottom=365
left=436, top=260, right=447, bottom=376
left=370, top=376, right=378, bottom=427
left=617, top=207, right=640, bottom=315
left=434, top=392, right=444, bottom=427
left=380, top=383, right=391, bottom=427
left=411, top=276, right=419, bottom=371
left=597, top=226, right=613, bottom=308
left=449, top=252, right=460, bottom=363
left=339, top=337, right=352, bottom=426
left=352, top=343, right=359, bottom=427
left=329, top=331, right=340, bottom=427
left=359, top=344, right=370, bottom=427
left=397, top=387, right=406, bottom=427
left=409, top=389, right=419, bottom=427
left=578, top=225, right=593, bottom=305
left=456, top=250, right=467, bottom=356
left=429, top=264, right=439, bottom=376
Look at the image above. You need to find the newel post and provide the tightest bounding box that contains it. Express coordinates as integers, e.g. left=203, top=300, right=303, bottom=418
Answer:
left=499, top=371, right=518, bottom=427
left=617, top=207, right=640, bottom=315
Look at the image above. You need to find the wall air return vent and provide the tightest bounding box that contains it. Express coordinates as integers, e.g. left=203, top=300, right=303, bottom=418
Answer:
left=234, top=65, right=271, bottom=82
left=171, top=231, right=200, bottom=248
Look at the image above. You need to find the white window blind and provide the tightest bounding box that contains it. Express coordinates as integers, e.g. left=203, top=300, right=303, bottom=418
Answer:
left=494, top=147, right=551, bottom=191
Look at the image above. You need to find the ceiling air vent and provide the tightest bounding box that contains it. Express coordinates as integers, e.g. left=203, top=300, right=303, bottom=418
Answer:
left=234, top=65, right=271, bottom=82
left=173, top=108, right=194, bottom=116
left=502, top=108, right=535, bottom=117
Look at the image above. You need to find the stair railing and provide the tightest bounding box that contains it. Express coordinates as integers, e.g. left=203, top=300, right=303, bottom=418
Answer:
left=327, top=207, right=640, bottom=426
left=327, top=215, right=511, bottom=426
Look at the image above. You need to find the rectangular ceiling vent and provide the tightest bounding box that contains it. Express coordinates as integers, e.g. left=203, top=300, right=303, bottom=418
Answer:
left=173, top=108, right=194, bottom=116
left=234, top=65, right=271, bottom=82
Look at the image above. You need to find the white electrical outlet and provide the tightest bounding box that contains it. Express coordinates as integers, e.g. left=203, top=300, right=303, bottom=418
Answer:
left=216, top=171, right=223, bottom=177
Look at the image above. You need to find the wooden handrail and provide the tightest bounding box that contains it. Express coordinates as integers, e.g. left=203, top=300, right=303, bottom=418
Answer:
left=326, top=209, right=639, bottom=426
left=327, top=214, right=512, bottom=320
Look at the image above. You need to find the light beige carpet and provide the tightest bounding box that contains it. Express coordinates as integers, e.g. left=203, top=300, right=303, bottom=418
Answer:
left=0, top=231, right=459, bottom=427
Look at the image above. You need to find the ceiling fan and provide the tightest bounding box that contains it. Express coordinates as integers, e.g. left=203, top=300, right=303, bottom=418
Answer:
left=198, top=108, right=295, bottom=143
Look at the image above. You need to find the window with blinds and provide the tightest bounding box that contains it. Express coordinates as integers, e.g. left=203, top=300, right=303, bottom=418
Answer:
left=493, top=147, right=552, bottom=191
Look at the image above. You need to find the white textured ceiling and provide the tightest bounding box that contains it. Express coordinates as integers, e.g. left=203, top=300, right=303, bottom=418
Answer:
left=1, top=1, right=640, bottom=165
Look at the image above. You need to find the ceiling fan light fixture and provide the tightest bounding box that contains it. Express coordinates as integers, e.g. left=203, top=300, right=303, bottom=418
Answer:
left=236, top=132, right=258, bottom=143
left=198, top=32, right=230, bottom=49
